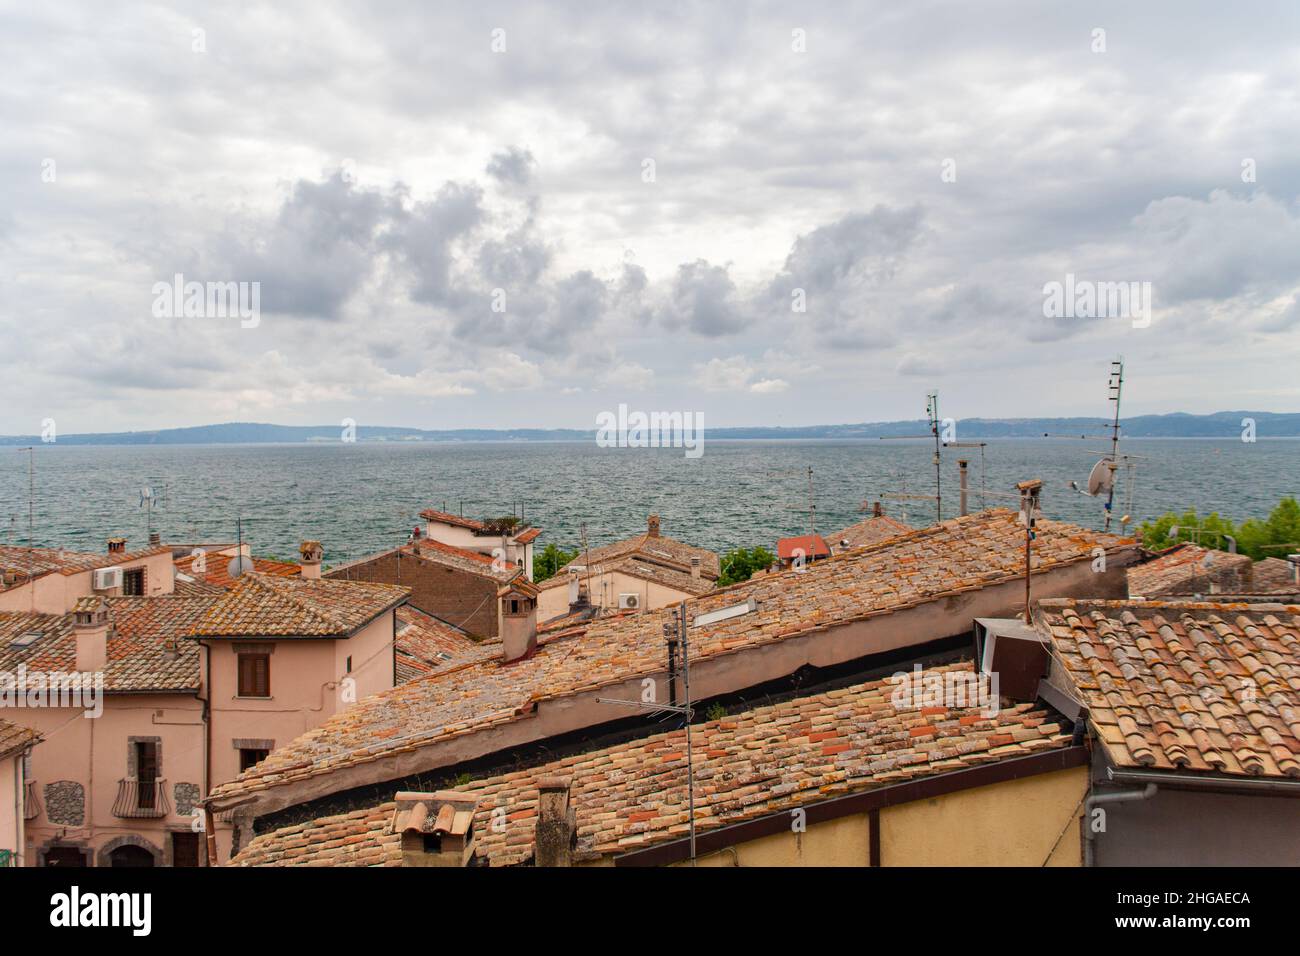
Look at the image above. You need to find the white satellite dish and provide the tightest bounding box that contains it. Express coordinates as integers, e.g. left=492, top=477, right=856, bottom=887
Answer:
left=227, top=555, right=255, bottom=579
left=1086, top=459, right=1115, bottom=496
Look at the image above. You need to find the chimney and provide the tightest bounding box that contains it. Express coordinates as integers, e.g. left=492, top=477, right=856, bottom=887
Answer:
left=690, top=556, right=701, bottom=581
left=107, top=537, right=127, bottom=555
left=389, top=791, right=478, bottom=867
left=148, top=532, right=161, bottom=547
left=500, top=585, right=538, bottom=663
left=534, top=776, right=577, bottom=867
left=958, top=459, right=969, bottom=516
left=2, top=568, right=17, bottom=587
left=567, top=569, right=590, bottom=614
left=647, top=514, right=661, bottom=538
left=299, top=540, right=323, bottom=579
left=872, top=501, right=883, bottom=518
left=74, top=597, right=111, bottom=673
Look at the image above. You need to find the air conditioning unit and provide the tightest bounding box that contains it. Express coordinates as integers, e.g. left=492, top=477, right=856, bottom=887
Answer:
left=617, top=593, right=640, bottom=610
left=92, top=567, right=123, bottom=591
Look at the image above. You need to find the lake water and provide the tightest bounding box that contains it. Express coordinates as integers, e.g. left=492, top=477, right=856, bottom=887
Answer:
left=1, top=439, right=1296, bottom=564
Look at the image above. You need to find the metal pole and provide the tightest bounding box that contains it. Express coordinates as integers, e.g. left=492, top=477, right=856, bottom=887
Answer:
left=958, top=459, right=969, bottom=516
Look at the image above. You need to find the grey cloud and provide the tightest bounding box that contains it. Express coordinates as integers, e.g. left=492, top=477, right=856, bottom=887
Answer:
left=662, top=260, right=746, bottom=337
left=486, top=147, right=537, bottom=186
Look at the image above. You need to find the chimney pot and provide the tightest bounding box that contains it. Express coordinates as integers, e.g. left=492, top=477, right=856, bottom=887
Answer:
left=501, top=585, right=538, bottom=662
left=872, top=501, right=883, bottom=518
left=107, top=537, right=127, bottom=554
left=647, top=514, right=661, bottom=538
left=391, top=791, right=478, bottom=867
left=74, top=597, right=111, bottom=672
left=299, top=540, right=323, bottom=579
left=148, top=532, right=161, bottom=547
left=690, top=556, right=701, bottom=580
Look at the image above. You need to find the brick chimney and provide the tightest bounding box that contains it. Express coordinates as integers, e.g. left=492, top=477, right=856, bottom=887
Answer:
left=872, top=501, right=883, bottom=518
left=647, top=514, right=661, bottom=538
left=73, top=597, right=111, bottom=673
left=500, top=582, right=538, bottom=663
left=389, top=791, right=478, bottom=867
left=534, top=776, right=577, bottom=867
left=298, top=540, right=323, bottom=579
left=690, top=556, right=701, bottom=581
left=107, top=537, right=127, bottom=555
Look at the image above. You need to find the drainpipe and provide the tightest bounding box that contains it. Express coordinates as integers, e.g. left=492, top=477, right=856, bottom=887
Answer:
left=1084, top=784, right=1157, bottom=866
left=201, top=639, right=215, bottom=866
left=13, top=751, right=23, bottom=867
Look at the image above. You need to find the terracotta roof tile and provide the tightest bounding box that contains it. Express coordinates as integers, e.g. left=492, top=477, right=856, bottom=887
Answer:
left=189, top=573, right=408, bottom=638
left=1128, top=544, right=1253, bottom=597
left=395, top=606, right=489, bottom=682
left=829, top=515, right=912, bottom=551
left=208, top=509, right=1130, bottom=805
left=0, top=597, right=214, bottom=692
left=174, top=552, right=302, bottom=590
left=0, top=544, right=171, bottom=591
left=0, top=715, right=41, bottom=759
left=229, top=662, right=1068, bottom=867
left=1040, top=598, right=1300, bottom=779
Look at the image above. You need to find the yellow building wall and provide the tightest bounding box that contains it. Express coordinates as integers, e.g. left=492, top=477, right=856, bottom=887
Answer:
left=880, top=766, right=1085, bottom=866
left=637, top=765, right=1086, bottom=867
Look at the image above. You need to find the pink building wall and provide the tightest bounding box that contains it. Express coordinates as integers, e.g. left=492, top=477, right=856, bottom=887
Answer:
left=0, top=551, right=175, bottom=615
left=20, top=694, right=205, bottom=866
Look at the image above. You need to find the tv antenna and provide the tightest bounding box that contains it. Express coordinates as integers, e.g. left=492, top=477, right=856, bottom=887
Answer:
left=596, top=601, right=698, bottom=863
left=1051, top=358, right=1143, bottom=533
left=879, top=392, right=988, bottom=522
left=227, top=517, right=254, bottom=579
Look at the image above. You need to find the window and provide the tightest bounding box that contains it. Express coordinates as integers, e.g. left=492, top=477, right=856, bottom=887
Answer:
left=237, top=653, right=270, bottom=698
left=346, top=655, right=352, bottom=674
left=239, top=748, right=269, bottom=772
left=135, top=741, right=158, bottom=810
left=123, top=567, right=146, bottom=596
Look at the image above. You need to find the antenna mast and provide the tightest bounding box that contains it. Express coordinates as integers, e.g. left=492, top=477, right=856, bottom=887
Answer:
left=18, top=447, right=34, bottom=545
left=1103, top=358, right=1123, bottom=532
left=879, top=391, right=944, bottom=524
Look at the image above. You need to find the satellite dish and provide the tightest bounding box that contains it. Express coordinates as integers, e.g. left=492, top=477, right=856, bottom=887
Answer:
left=227, top=555, right=255, bottom=579
left=1086, top=459, right=1115, bottom=496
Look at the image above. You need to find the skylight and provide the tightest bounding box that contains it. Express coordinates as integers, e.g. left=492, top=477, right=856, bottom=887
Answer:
left=691, top=598, right=757, bottom=629
left=9, top=631, right=42, bottom=649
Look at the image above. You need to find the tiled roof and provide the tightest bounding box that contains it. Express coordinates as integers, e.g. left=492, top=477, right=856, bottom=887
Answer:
left=1252, top=558, right=1300, bottom=594
left=418, top=509, right=542, bottom=544
left=0, top=544, right=171, bottom=591
left=172, top=574, right=225, bottom=597
left=189, top=573, right=408, bottom=638
left=395, top=606, right=487, bottom=683
left=419, top=509, right=485, bottom=531
left=0, top=715, right=41, bottom=760
left=777, top=534, right=830, bottom=561
left=207, top=509, right=1130, bottom=805
left=408, top=539, right=523, bottom=584
left=1039, top=598, right=1300, bottom=778
left=535, top=525, right=720, bottom=594
left=0, top=597, right=214, bottom=692
left=1127, top=544, right=1253, bottom=597
left=830, top=514, right=912, bottom=551
left=229, top=662, right=1070, bottom=867
left=174, top=552, right=302, bottom=590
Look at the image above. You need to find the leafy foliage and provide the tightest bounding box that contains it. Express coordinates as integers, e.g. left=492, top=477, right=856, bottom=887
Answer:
left=534, top=542, right=580, bottom=582
left=717, top=546, right=776, bottom=587
left=1138, top=497, right=1300, bottom=560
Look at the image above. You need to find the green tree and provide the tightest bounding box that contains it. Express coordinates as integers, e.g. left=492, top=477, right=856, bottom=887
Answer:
left=533, top=543, right=579, bottom=582
left=1137, top=497, right=1300, bottom=560
left=717, top=546, right=776, bottom=587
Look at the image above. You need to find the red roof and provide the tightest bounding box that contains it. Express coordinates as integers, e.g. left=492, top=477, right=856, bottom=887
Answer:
left=419, top=509, right=484, bottom=531
left=777, top=534, right=831, bottom=561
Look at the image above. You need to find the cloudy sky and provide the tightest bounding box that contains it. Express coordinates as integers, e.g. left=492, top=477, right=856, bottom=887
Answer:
left=2, top=0, right=1299, bottom=433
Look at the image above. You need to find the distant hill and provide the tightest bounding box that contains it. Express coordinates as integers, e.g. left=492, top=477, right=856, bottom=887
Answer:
left=1, top=412, right=1297, bottom=445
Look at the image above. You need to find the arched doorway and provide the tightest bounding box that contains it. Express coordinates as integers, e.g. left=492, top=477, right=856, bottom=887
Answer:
left=108, top=844, right=155, bottom=867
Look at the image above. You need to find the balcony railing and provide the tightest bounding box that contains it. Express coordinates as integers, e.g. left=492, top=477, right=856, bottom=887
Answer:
left=23, top=780, right=39, bottom=821
left=112, top=778, right=171, bottom=818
